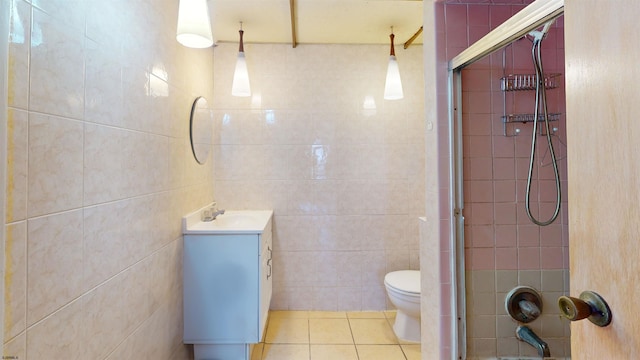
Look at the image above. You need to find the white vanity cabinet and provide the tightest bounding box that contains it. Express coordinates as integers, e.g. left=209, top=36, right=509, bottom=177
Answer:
left=182, top=209, right=273, bottom=360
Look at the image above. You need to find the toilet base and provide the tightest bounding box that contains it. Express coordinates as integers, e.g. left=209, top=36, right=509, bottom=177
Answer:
left=393, top=310, right=421, bottom=343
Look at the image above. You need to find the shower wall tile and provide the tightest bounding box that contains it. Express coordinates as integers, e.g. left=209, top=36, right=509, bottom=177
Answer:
left=540, top=247, right=564, bottom=269
left=517, top=247, right=540, bottom=270
left=445, top=5, right=468, bottom=48
left=495, top=248, right=518, bottom=270
left=494, top=180, right=516, bottom=202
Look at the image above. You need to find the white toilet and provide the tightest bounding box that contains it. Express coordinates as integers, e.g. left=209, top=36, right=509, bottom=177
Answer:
left=384, top=270, right=421, bottom=342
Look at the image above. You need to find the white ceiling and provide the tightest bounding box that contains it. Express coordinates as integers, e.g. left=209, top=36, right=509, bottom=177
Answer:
left=209, top=0, right=424, bottom=46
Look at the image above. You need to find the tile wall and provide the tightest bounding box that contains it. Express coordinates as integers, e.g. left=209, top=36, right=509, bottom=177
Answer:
left=4, top=0, right=214, bottom=358
left=443, top=3, right=570, bottom=359
left=428, top=1, right=454, bottom=358
left=211, top=42, right=426, bottom=311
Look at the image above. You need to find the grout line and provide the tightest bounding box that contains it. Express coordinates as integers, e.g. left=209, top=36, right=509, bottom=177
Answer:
left=346, top=314, right=360, bottom=359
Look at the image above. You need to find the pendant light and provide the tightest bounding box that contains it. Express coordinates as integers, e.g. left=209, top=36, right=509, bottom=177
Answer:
left=384, top=27, right=404, bottom=100
left=232, top=22, right=251, bottom=97
left=176, top=0, right=214, bottom=48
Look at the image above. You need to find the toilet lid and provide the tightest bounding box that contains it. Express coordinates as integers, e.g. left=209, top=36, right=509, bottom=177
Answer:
left=384, top=270, right=420, bottom=294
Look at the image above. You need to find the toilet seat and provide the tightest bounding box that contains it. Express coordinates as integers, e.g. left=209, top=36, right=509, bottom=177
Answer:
left=384, top=270, right=420, bottom=295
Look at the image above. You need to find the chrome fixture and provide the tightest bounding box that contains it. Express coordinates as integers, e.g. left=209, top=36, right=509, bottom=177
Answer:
left=201, top=203, right=225, bottom=222
left=516, top=325, right=551, bottom=358
left=505, top=286, right=543, bottom=323
left=211, top=209, right=226, bottom=220
left=525, top=20, right=561, bottom=226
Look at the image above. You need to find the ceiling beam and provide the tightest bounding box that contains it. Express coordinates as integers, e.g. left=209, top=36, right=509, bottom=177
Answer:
left=289, top=0, right=298, bottom=48
left=403, top=26, right=423, bottom=49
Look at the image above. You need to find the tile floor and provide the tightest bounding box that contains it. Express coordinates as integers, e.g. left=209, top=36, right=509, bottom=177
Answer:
left=250, top=311, right=421, bottom=360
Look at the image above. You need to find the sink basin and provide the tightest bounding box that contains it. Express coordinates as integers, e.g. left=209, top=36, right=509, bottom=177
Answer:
left=182, top=208, right=273, bottom=235
left=212, top=213, right=259, bottom=228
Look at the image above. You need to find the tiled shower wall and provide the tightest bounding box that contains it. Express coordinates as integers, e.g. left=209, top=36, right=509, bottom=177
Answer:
left=4, top=0, right=214, bottom=358
left=212, top=43, right=425, bottom=311
left=445, top=3, right=570, bottom=359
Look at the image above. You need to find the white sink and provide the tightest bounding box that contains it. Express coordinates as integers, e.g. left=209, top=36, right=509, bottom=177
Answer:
left=182, top=207, right=273, bottom=235
left=212, top=213, right=260, bottom=228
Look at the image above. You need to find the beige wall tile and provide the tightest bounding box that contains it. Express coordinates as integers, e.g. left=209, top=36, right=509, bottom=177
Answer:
left=4, top=221, right=26, bottom=341
left=27, top=210, right=83, bottom=325
left=5, top=1, right=214, bottom=358
left=7, top=0, right=30, bottom=110
left=29, top=8, right=85, bottom=119
left=3, top=332, right=25, bottom=360
left=27, top=114, right=83, bottom=217
left=26, top=299, right=86, bottom=359
left=5, top=108, right=28, bottom=222
left=82, top=270, right=131, bottom=359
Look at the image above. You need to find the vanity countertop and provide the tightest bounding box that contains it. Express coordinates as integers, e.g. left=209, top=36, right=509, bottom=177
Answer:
left=182, top=206, right=273, bottom=235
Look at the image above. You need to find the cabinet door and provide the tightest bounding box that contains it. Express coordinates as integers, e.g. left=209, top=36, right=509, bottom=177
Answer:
left=184, top=235, right=259, bottom=343
left=259, top=238, right=272, bottom=339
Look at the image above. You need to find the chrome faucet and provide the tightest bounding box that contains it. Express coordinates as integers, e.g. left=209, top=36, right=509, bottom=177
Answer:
left=211, top=209, right=225, bottom=219
left=516, top=325, right=550, bottom=358
left=201, top=206, right=225, bottom=222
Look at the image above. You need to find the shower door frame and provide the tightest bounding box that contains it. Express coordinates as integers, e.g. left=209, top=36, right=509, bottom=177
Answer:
left=446, top=0, right=564, bottom=358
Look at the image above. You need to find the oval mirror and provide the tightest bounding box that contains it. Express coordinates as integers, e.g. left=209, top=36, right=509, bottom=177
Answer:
left=189, top=96, right=213, bottom=164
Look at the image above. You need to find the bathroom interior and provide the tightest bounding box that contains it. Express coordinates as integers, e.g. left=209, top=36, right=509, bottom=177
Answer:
left=4, top=0, right=637, bottom=359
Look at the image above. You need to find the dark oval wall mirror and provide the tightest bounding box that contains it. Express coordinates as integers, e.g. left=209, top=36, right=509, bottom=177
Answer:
left=189, top=96, right=213, bottom=164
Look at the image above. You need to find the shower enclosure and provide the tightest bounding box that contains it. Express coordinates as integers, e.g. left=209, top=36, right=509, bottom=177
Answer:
left=446, top=1, right=570, bottom=359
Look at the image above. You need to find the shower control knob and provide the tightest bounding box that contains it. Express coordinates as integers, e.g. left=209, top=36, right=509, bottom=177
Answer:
left=558, top=291, right=612, bottom=327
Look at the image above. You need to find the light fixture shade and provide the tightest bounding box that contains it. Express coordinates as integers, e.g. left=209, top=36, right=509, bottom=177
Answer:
left=384, top=55, right=404, bottom=100
left=232, top=52, right=251, bottom=97
left=176, top=0, right=214, bottom=48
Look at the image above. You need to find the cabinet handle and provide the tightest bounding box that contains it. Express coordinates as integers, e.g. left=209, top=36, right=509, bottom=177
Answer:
left=267, top=246, right=272, bottom=279
left=267, top=259, right=272, bottom=279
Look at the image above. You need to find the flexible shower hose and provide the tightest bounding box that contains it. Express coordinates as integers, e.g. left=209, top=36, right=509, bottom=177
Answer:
left=525, top=36, right=562, bottom=226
